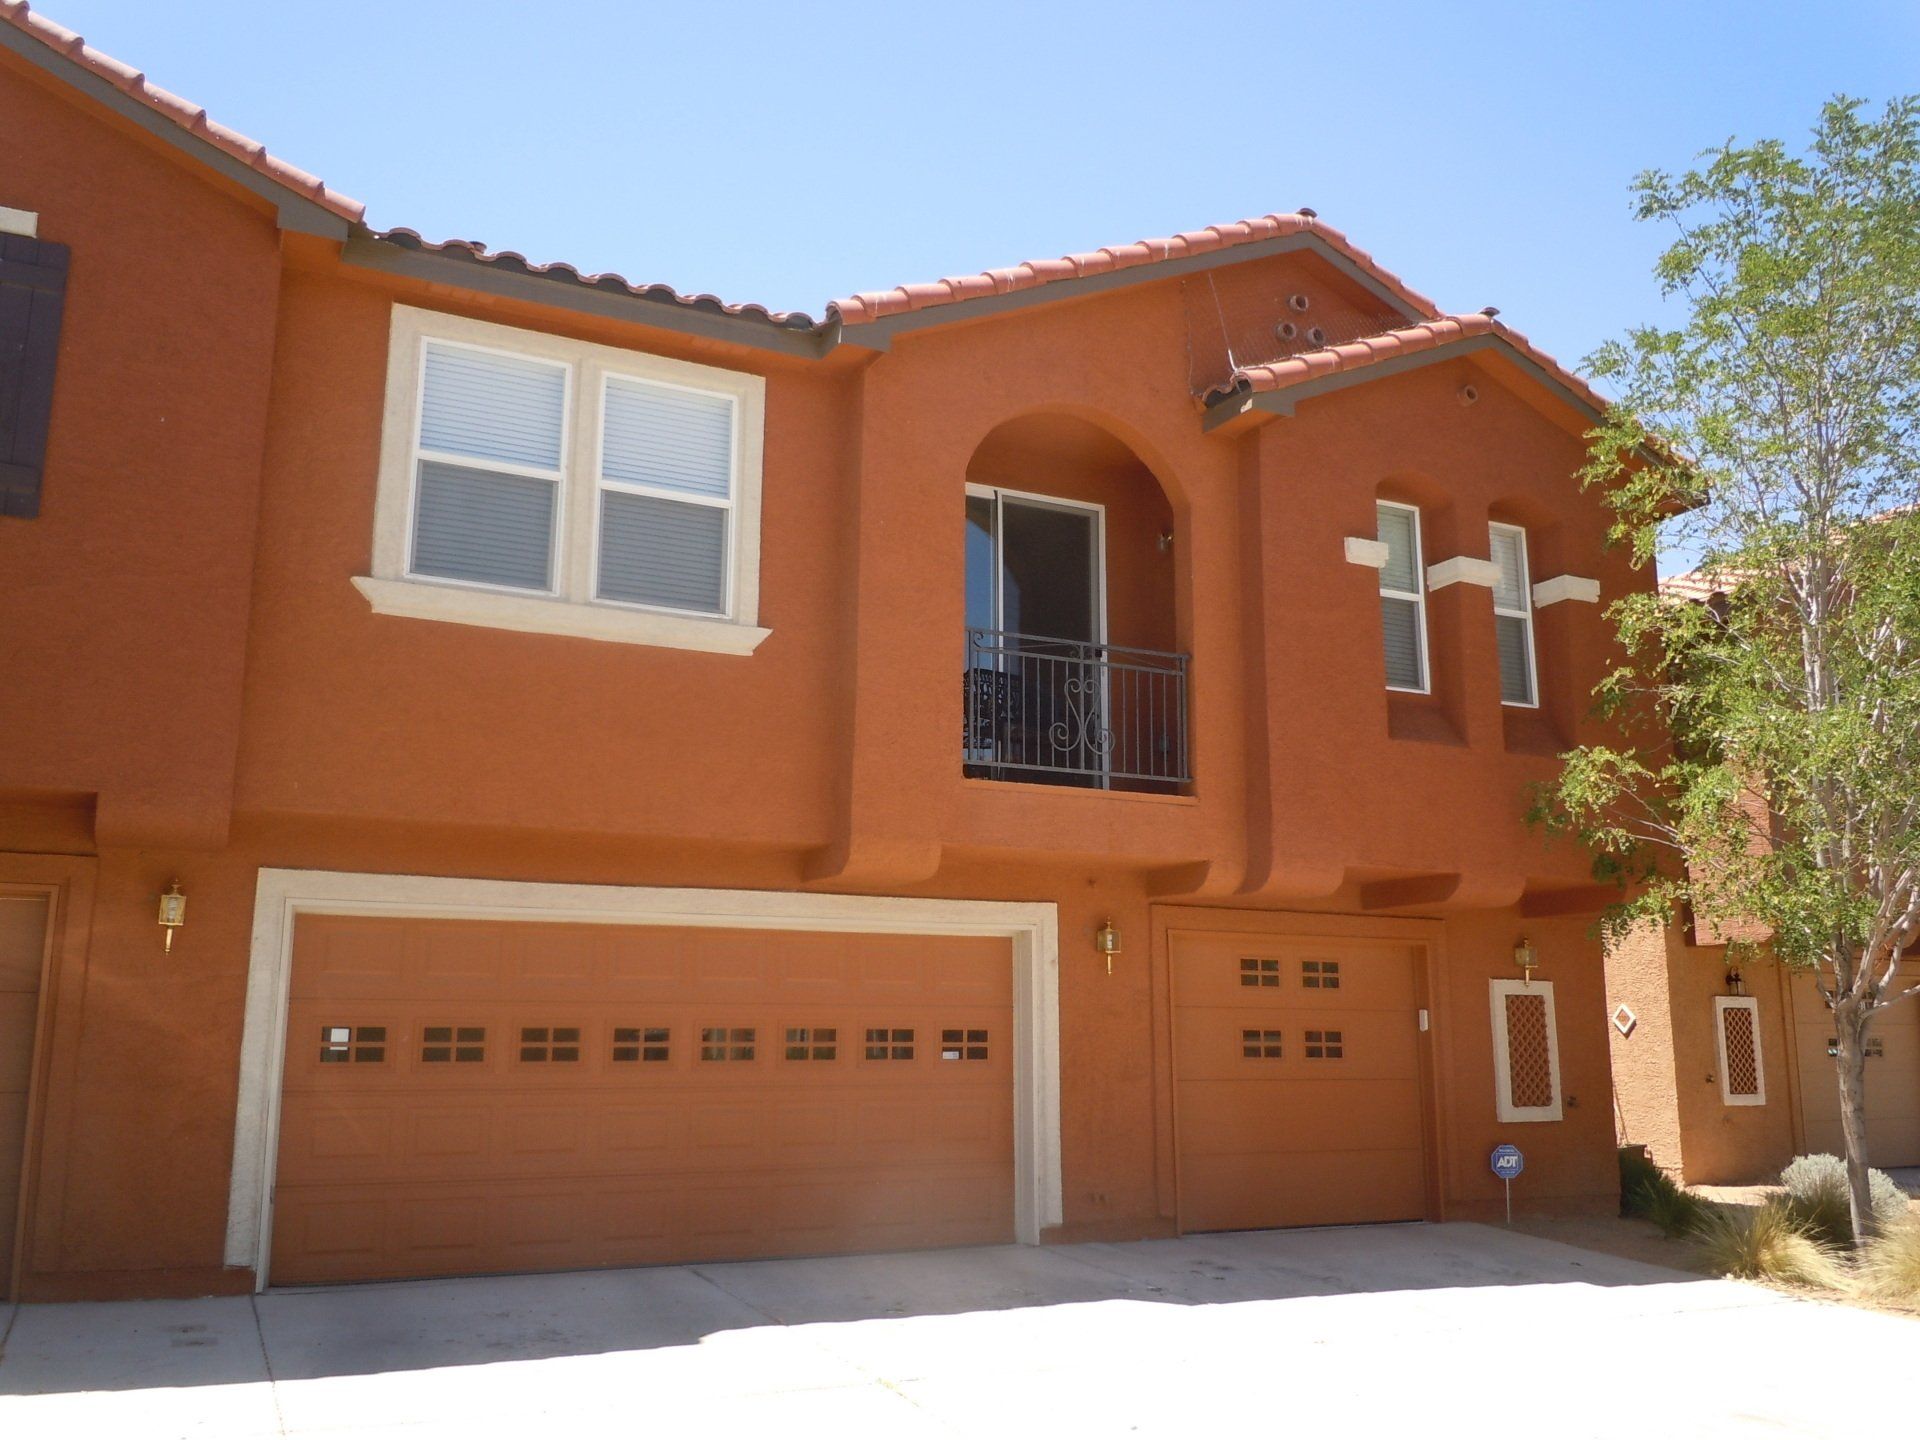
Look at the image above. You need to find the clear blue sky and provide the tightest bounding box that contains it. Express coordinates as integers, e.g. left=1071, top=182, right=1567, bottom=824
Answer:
left=37, top=1, right=1920, bottom=374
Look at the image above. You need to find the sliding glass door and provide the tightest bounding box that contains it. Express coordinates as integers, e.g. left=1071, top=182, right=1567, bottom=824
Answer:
left=964, top=487, right=1108, bottom=783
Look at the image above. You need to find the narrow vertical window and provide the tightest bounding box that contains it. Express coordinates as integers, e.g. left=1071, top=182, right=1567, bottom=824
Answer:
left=1489, top=523, right=1537, bottom=707
left=409, top=340, right=569, bottom=592
left=1376, top=501, right=1428, bottom=692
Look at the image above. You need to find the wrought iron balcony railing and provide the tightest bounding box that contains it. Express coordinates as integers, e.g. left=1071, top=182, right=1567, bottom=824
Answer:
left=963, top=628, right=1191, bottom=787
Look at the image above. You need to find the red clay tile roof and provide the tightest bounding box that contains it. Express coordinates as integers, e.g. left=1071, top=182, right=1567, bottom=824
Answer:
left=829, top=212, right=1441, bottom=327
left=1659, top=570, right=1729, bottom=601
left=1206, top=311, right=1608, bottom=415
left=5, top=3, right=1609, bottom=409
left=372, top=229, right=819, bottom=330
left=0, top=1, right=364, bottom=223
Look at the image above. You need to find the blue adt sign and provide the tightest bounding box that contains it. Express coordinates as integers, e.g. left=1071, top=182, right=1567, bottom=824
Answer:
left=1490, top=1144, right=1525, bottom=1179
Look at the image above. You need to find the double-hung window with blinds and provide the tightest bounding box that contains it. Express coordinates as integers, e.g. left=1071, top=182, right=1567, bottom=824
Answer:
left=1375, top=500, right=1429, bottom=692
left=1488, top=522, right=1537, bottom=707
left=406, top=337, right=740, bottom=618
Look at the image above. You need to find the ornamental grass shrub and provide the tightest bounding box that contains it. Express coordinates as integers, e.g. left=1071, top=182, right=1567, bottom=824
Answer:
left=1778, top=1154, right=1908, bottom=1247
left=1856, top=1217, right=1920, bottom=1303
left=1619, top=1148, right=1707, bottom=1237
left=1694, top=1201, right=1848, bottom=1289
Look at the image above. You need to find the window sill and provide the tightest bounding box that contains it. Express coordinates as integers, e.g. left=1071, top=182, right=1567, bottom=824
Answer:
left=351, top=576, right=771, bottom=655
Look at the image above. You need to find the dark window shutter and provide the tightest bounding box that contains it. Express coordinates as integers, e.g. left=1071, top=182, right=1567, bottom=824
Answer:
left=0, top=233, right=70, bottom=519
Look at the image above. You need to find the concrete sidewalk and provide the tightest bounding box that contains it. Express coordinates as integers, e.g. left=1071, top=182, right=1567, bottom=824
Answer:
left=2, top=1222, right=1913, bottom=1437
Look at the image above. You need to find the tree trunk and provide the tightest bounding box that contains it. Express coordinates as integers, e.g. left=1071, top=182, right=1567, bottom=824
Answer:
left=1832, top=1000, right=1877, bottom=1246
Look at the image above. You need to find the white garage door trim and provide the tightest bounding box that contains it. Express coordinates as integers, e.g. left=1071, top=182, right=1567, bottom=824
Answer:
left=225, top=868, right=1061, bottom=1290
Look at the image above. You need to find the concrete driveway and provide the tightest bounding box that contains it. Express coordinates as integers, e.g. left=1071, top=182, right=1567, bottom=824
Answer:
left=2, top=1222, right=1913, bottom=1438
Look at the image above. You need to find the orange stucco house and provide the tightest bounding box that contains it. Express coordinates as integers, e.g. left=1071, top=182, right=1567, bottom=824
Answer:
left=0, top=4, right=1645, bottom=1301
left=1603, top=580, right=1920, bottom=1186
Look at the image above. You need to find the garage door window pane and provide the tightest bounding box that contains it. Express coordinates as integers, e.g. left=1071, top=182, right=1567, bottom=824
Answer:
left=865, top=1027, right=915, bottom=1060
left=785, top=1027, right=839, bottom=1061
left=1304, top=1029, right=1344, bottom=1059
left=421, top=1026, right=486, bottom=1063
left=1241, top=1029, right=1284, bottom=1059
left=612, top=1026, right=671, bottom=1063
left=700, top=1027, right=755, bottom=1061
left=319, top=1025, right=385, bottom=1064
left=519, top=1026, right=582, bottom=1062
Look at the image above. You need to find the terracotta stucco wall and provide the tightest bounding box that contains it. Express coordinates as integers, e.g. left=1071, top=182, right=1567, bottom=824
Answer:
left=0, top=53, right=283, bottom=853
left=1605, top=919, right=1795, bottom=1184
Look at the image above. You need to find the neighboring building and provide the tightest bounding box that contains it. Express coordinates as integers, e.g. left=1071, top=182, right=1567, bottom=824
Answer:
left=1, top=5, right=1639, bottom=1300
left=1605, top=573, right=1920, bottom=1184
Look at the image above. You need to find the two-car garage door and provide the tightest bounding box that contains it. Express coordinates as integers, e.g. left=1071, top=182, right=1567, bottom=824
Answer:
left=271, top=915, right=1014, bottom=1285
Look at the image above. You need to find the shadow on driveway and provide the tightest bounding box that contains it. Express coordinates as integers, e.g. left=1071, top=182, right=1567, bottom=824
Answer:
left=3, top=1221, right=1703, bottom=1394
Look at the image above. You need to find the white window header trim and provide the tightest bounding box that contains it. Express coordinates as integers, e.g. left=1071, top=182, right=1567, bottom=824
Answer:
left=1533, top=574, right=1602, bottom=608
left=1426, top=555, right=1502, bottom=591
left=1345, top=536, right=1390, bottom=569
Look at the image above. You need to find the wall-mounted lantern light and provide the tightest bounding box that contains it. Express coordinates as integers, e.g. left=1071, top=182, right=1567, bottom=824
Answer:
left=157, top=879, right=187, bottom=953
left=1725, top=967, right=1747, bottom=996
left=1095, top=918, right=1121, bottom=976
left=1513, top=937, right=1539, bottom=982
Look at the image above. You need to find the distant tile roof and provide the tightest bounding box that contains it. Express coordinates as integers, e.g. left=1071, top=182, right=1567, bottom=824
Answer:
left=0, top=1, right=364, bottom=223
left=373, top=229, right=819, bottom=331
left=1659, top=570, right=1729, bottom=601
left=829, top=212, right=1441, bottom=327
left=1205, top=311, right=1608, bottom=415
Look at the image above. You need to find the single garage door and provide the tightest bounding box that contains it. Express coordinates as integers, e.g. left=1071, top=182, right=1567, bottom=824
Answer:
left=1172, top=930, right=1428, bottom=1232
left=272, top=915, right=1014, bottom=1285
left=1792, top=963, right=1920, bottom=1167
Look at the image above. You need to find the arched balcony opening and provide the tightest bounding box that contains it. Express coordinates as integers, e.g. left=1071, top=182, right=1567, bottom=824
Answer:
left=961, top=412, right=1186, bottom=792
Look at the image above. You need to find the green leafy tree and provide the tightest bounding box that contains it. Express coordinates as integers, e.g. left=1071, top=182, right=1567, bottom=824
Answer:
left=1545, top=96, right=1920, bottom=1243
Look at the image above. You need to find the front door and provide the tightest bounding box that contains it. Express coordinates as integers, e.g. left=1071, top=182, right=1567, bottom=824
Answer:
left=964, top=488, right=1107, bottom=782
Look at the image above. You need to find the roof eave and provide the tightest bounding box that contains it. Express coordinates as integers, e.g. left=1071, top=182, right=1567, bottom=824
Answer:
left=341, top=233, right=835, bottom=359
left=1201, top=334, right=1608, bottom=434
left=0, top=17, right=350, bottom=239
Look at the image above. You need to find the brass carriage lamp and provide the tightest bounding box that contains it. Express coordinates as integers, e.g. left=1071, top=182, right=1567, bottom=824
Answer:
left=1094, top=918, right=1121, bottom=976
left=1513, top=937, right=1539, bottom=982
left=157, top=879, right=187, bottom=953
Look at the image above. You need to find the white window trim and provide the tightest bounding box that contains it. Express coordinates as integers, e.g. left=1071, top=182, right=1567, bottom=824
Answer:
left=1714, top=995, right=1767, bottom=1106
left=1489, top=977, right=1563, bottom=1122
left=363, top=304, right=770, bottom=655
left=1377, top=500, right=1431, bottom=695
left=1490, top=521, right=1539, bottom=709
left=224, top=868, right=1062, bottom=1289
